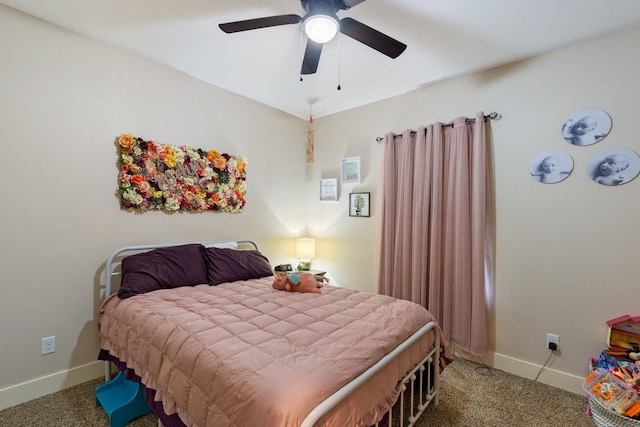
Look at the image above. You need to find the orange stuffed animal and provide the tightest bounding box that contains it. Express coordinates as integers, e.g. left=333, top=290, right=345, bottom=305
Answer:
left=272, top=272, right=327, bottom=294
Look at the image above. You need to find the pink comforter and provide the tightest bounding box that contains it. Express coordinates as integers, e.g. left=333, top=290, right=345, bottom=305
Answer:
left=98, top=277, right=448, bottom=427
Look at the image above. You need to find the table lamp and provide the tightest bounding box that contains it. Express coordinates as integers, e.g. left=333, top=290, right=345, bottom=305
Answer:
left=296, top=238, right=315, bottom=271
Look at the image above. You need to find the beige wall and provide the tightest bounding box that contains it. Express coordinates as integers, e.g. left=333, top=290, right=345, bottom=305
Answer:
left=311, top=27, right=640, bottom=393
left=2, top=3, right=639, bottom=409
left=0, top=5, right=309, bottom=408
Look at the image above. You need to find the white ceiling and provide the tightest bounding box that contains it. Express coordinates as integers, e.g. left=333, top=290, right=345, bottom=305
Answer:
left=4, top=0, right=640, bottom=119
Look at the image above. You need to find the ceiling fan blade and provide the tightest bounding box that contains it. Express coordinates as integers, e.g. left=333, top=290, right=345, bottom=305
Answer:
left=339, top=17, right=407, bottom=59
left=219, top=14, right=302, bottom=33
left=301, top=40, right=323, bottom=75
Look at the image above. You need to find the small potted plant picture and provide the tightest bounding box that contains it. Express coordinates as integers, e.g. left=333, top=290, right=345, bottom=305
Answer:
left=349, top=192, right=370, bottom=217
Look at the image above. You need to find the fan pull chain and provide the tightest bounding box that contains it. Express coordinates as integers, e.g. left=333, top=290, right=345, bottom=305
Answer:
left=337, top=32, right=342, bottom=90
left=300, top=24, right=304, bottom=82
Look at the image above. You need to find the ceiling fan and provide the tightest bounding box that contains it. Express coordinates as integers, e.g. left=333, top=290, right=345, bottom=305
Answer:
left=219, top=0, right=407, bottom=75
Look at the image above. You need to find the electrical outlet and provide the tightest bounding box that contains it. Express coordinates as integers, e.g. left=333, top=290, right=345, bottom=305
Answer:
left=41, top=336, right=56, bottom=355
left=546, top=333, right=559, bottom=351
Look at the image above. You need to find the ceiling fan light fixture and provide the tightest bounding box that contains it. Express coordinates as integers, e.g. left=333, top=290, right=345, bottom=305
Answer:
left=303, top=13, right=339, bottom=43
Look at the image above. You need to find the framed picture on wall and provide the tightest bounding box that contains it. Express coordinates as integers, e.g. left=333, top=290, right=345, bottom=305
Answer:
left=349, top=192, right=370, bottom=217
left=320, top=178, right=338, bottom=201
left=341, top=157, right=361, bottom=184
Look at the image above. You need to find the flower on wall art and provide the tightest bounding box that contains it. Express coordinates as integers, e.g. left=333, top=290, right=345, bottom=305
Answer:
left=117, top=134, right=247, bottom=213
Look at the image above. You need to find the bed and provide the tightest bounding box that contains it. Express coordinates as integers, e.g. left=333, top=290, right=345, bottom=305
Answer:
left=97, top=241, right=451, bottom=427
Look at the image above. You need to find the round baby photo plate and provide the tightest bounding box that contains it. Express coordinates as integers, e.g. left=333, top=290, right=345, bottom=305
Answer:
left=530, top=149, right=573, bottom=184
left=561, top=108, right=611, bottom=146
left=587, top=147, right=640, bottom=186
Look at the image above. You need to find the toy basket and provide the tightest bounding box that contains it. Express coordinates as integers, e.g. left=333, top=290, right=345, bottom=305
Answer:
left=589, top=397, right=640, bottom=427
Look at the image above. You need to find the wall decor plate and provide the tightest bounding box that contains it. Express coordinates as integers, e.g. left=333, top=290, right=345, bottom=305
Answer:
left=587, top=147, right=640, bottom=186
left=529, top=149, right=573, bottom=184
left=561, top=108, right=611, bottom=146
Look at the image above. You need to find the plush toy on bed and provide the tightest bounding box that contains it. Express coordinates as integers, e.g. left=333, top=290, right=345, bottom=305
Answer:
left=272, top=272, right=327, bottom=294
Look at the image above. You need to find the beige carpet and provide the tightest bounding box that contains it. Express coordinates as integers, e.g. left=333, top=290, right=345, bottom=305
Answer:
left=0, top=358, right=595, bottom=426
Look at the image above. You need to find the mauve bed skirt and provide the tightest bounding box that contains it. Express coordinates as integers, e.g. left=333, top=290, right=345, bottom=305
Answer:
left=98, top=349, right=435, bottom=427
left=99, top=350, right=186, bottom=427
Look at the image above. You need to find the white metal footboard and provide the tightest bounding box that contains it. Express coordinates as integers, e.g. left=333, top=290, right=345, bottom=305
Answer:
left=300, top=321, right=440, bottom=427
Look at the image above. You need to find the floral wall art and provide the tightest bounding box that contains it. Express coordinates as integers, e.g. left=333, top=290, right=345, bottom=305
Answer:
left=117, top=134, right=247, bottom=213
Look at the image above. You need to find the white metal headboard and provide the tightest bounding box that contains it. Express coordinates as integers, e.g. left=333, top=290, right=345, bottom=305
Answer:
left=102, top=240, right=258, bottom=382
left=104, top=240, right=259, bottom=296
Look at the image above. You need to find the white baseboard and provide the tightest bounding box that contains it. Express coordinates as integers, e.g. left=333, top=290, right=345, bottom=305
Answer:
left=454, top=350, right=585, bottom=395
left=0, top=351, right=586, bottom=412
left=0, top=361, right=106, bottom=411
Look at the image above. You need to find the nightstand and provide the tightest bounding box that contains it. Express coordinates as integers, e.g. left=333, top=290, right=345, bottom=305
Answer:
left=295, top=269, right=326, bottom=281
left=306, top=269, right=326, bottom=276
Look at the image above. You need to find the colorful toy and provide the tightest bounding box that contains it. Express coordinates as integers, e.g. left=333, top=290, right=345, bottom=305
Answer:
left=272, top=272, right=327, bottom=294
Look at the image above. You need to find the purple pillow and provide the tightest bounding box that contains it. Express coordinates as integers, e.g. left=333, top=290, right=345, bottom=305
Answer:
left=202, top=247, right=273, bottom=285
left=117, top=244, right=208, bottom=298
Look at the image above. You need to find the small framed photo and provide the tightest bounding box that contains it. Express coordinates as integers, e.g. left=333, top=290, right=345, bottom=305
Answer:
left=341, top=156, right=361, bottom=184
left=349, top=192, right=370, bottom=217
left=320, top=178, right=338, bottom=201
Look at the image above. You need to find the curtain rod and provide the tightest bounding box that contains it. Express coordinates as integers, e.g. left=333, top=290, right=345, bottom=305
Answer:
left=375, top=111, right=502, bottom=143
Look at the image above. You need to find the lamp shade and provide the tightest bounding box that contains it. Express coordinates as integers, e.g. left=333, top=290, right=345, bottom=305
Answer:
left=303, top=14, right=339, bottom=43
left=296, top=238, right=316, bottom=260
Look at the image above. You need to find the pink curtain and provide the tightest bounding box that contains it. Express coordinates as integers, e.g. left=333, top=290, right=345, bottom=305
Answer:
left=376, top=112, right=493, bottom=356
